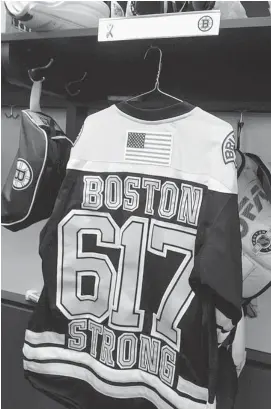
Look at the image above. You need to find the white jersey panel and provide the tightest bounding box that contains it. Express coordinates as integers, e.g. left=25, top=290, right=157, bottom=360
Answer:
left=68, top=106, right=237, bottom=195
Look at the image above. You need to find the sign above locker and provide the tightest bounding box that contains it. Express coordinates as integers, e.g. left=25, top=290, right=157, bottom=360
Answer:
left=98, top=10, right=221, bottom=42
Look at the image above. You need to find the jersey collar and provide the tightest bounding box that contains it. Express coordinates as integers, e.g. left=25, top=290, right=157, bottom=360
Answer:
left=116, top=100, right=195, bottom=121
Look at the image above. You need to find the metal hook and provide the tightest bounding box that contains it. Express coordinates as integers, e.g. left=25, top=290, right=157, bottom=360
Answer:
left=237, top=111, right=244, bottom=150
left=65, top=72, right=88, bottom=97
left=5, top=105, right=19, bottom=119
left=144, top=46, right=163, bottom=90
left=28, top=58, right=54, bottom=83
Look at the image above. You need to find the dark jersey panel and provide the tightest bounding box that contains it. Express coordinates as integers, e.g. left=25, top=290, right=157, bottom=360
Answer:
left=191, top=190, right=242, bottom=324
left=24, top=169, right=211, bottom=408
left=23, top=167, right=241, bottom=409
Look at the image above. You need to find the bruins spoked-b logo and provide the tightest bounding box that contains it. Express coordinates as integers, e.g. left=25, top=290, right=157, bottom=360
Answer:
left=252, top=229, right=271, bottom=254
left=198, top=15, right=213, bottom=32
left=222, top=132, right=236, bottom=166
left=12, top=158, right=33, bottom=190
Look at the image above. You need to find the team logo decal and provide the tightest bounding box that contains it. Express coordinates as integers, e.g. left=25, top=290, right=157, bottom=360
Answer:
left=222, top=132, right=236, bottom=166
left=198, top=16, right=213, bottom=32
left=12, top=158, right=33, bottom=190
left=252, top=229, right=271, bottom=254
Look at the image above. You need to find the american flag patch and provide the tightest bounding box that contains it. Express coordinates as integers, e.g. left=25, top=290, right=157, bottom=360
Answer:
left=125, top=131, right=172, bottom=165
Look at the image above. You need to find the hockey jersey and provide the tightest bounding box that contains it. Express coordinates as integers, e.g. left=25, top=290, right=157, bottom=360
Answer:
left=3, top=102, right=242, bottom=409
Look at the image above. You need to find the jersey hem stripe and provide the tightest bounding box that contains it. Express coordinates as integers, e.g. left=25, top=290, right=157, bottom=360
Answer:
left=23, top=359, right=207, bottom=409
left=23, top=343, right=208, bottom=407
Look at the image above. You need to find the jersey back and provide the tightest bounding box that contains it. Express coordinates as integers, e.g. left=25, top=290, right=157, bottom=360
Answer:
left=23, top=103, right=242, bottom=409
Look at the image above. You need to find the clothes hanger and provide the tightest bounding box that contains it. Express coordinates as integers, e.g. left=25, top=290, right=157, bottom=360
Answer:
left=236, top=112, right=246, bottom=177
left=28, top=58, right=54, bottom=112
left=236, top=111, right=244, bottom=151
left=126, top=45, right=184, bottom=105
left=65, top=72, right=88, bottom=97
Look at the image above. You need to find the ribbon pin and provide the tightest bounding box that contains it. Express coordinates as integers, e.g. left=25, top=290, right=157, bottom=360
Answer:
left=106, top=24, right=114, bottom=39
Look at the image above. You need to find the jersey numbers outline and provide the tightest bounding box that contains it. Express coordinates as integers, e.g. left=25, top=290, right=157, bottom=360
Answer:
left=57, top=210, right=196, bottom=351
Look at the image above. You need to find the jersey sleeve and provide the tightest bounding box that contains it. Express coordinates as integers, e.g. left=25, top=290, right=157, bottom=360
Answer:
left=1, top=110, right=73, bottom=232
left=189, top=127, right=242, bottom=325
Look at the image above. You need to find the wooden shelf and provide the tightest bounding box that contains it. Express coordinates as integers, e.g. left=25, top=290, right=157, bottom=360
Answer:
left=1, top=17, right=271, bottom=42
left=2, top=17, right=271, bottom=110
left=1, top=27, right=98, bottom=42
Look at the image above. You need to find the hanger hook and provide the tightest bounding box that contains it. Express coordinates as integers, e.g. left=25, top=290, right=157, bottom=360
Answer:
left=237, top=111, right=245, bottom=150
left=144, top=46, right=163, bottom=89
left=28, top=58, right=54, bottom=83
left=65, top=72, right=88, bottom=97
left=238, top=111, right=244, bottom=129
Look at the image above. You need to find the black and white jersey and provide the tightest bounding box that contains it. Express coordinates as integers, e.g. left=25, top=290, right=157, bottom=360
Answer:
left=18, top=102, right=242, bottom=409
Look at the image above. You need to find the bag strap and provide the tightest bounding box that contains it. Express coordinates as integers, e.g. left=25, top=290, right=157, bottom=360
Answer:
left=29, top=80, right=43, bottom=112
